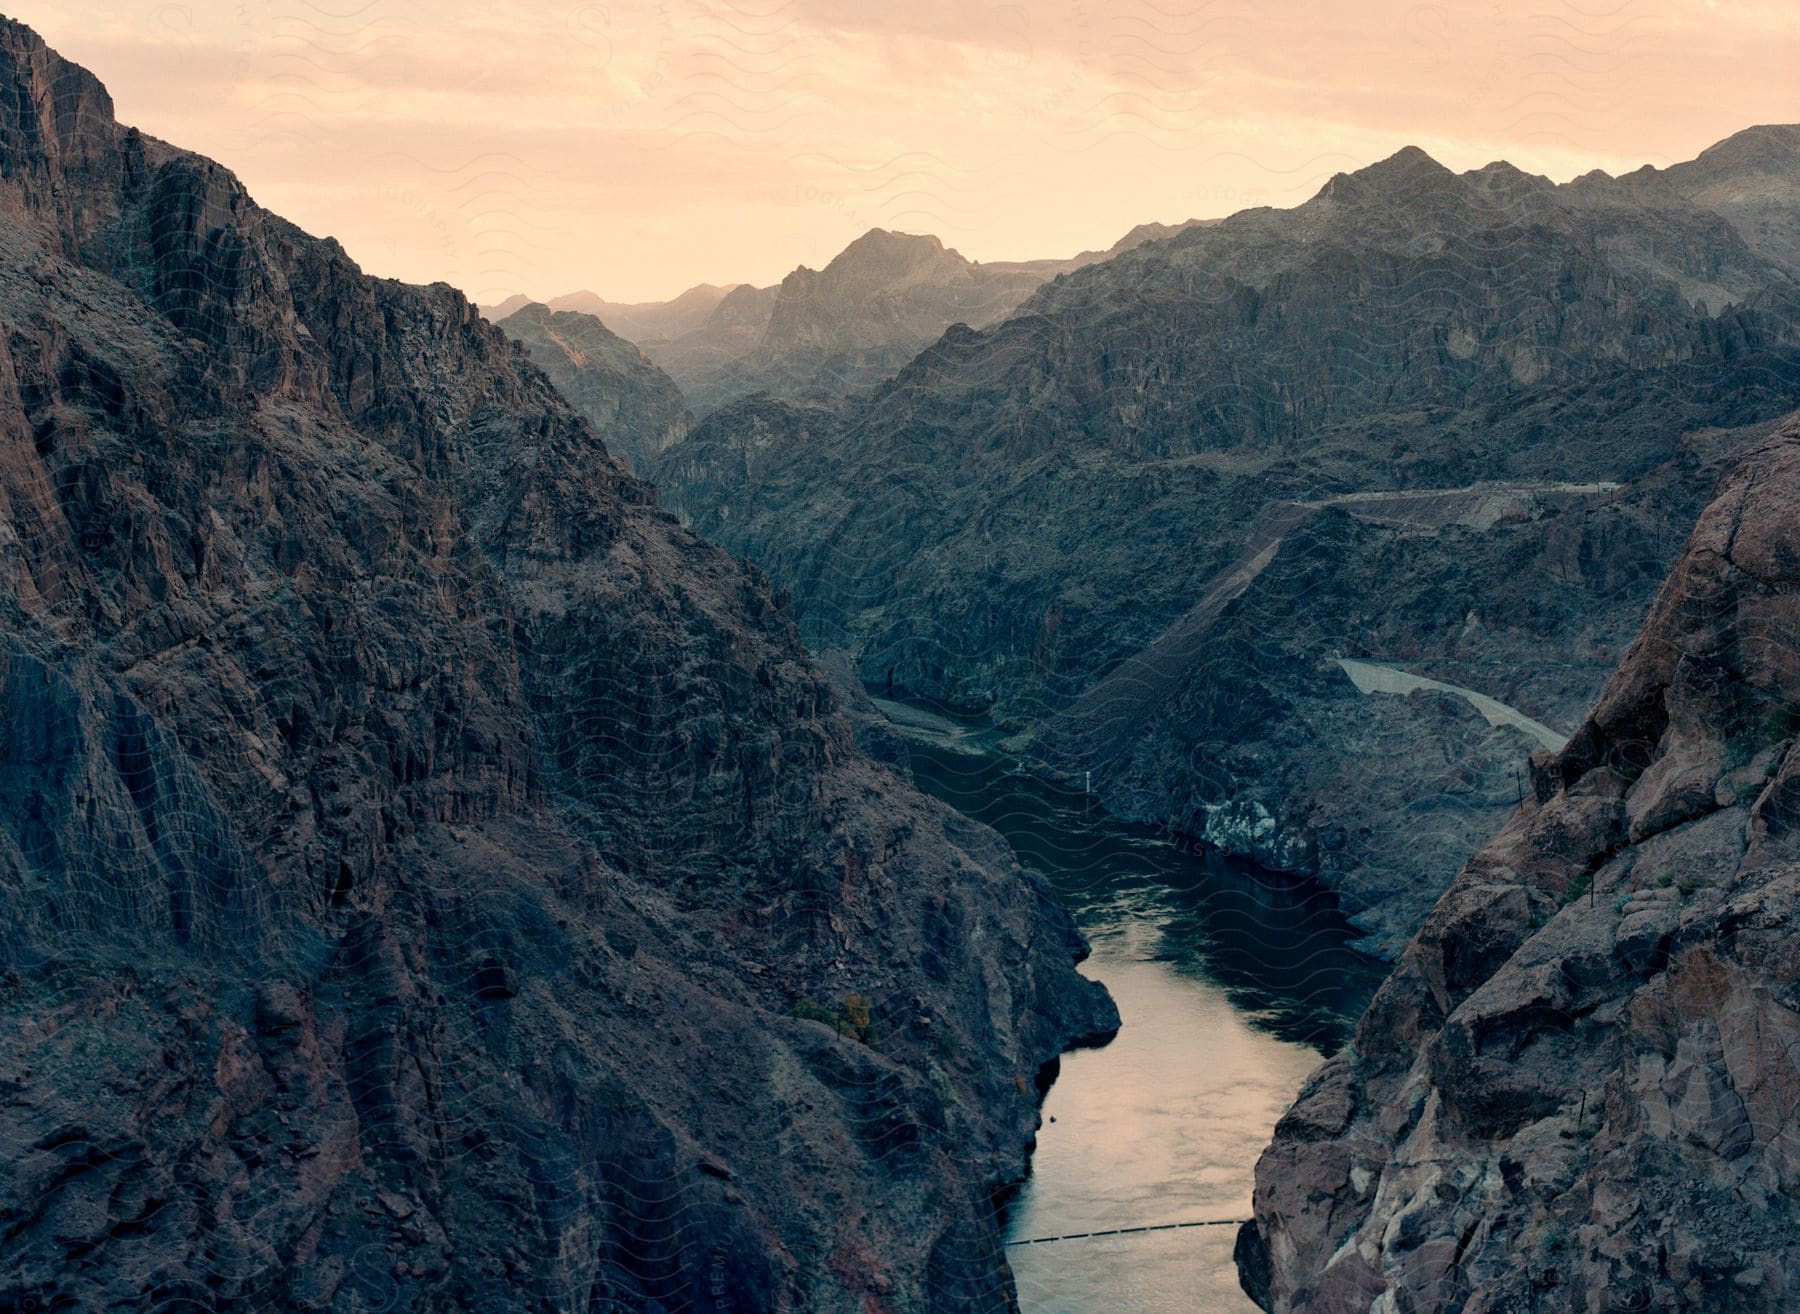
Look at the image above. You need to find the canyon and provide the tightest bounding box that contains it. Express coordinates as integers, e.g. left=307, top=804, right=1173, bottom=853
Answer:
left=4, top=7, right=1799, bottom=1312
left=0, top=19, right=1115, bottom=1313
left=648, top=128, right=1800, bottom=951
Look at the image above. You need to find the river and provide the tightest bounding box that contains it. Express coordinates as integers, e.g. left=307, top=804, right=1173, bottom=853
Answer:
left=871, top=698, right=1385, bottom=1314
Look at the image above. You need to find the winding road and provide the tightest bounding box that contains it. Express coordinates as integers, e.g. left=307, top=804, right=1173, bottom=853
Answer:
left=1334, top=658, right=1569, bottom=751
left=1038, top=480, right=1616, bottom=771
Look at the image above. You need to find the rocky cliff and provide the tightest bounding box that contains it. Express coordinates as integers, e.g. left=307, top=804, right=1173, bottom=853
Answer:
left=0, top=18, right=1115, bottom=1314
left=1238, top=409, right=1800, bottom=1312
left=493, top=301, right=694, bottom=473
left=651, top=131, right=1800, bottom=948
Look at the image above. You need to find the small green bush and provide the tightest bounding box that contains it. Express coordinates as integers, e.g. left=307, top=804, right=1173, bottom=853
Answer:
left=1540, top=1223, right=1569, bottom=1260
left=790, top=994, right=879, bottom=1047
left=1724, top=730, right=1758, bottom=772
left=1727, top=690, right=1800, bottom=769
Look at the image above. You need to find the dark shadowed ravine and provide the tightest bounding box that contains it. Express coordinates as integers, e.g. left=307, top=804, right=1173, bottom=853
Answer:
left=871, top=699, right=1385, bottom=1313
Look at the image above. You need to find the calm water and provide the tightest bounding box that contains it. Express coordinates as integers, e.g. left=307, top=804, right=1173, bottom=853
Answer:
left=875, top=698, right=1384, bottom=1314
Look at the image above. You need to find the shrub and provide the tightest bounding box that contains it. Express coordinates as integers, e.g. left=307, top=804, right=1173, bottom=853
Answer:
left=1726, top=689, right=1800, bottom=769
left=790, top=995, right=880, bottom=1048
left=1540, top=1223, right=1569, bottom=1260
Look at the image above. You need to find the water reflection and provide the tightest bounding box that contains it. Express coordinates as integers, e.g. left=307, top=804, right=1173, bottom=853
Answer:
left=879, top=698, right=1384, bottom=1314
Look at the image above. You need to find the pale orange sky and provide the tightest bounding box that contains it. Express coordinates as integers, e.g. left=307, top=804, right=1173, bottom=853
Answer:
left=18, top=1, right=1799, bottom=304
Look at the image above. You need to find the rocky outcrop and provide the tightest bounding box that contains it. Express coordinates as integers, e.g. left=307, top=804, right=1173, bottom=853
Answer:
left=494, top=301, right=694, bottom=472
left=0, top=18, right=1115, bottom=1314
left=651, top=130, right=1800, bottom=947
left=1239, top=413, right=1800, bottom=1311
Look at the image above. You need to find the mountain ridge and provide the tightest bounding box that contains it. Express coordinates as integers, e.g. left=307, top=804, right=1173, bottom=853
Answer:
left=0, top=18, right=1115, bottom=1313
left=651, top=125, right=1800, bottom=949
left=484, top=219, right=1215, bottom=416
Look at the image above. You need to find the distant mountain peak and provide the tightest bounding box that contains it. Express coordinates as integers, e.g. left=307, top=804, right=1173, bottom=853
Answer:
left=823, top=228, right=955, bottom=278
left=1316, top=144, right=1461, bottom=205
left=1685, top=122, right=1800, bottom=174
left=1354, top=144, right=1456, bottom=185
left=1466, top=159, right=1533, bottom=182
left=479, top=292, right=534, bottom=321
left=845, top=227, right=946, bottom=254
left=498, top=299, right=554, bottom=323
left=1107, top=218, right=1216, bottom=256
left=1563, top=167, right=1616, bottom=193
left=660, top=281, right=743, bottom=306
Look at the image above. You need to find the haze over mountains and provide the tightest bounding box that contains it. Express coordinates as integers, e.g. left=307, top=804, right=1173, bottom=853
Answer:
left=5, top=7, right=1800, bottom=1314
left=485, top=282, right=740, bottom=344
left=484, top=219, right=1211, bottom=416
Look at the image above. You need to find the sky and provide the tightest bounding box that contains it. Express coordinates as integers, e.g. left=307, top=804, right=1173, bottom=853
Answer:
left=19, top=0, right=1800, bottom=304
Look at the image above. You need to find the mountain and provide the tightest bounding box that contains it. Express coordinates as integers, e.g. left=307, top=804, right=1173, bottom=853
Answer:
left=640, top=280, right=785, bottom=404
left=1104, top=217, right=1215, bottom=254
left=0, top=18, right=1115, bottom=1313
left=477, top=285, right=736, bottom=340
left=493, top=302, right=694, bottom=472
left=641, top=228, right=1096, bottom=414
left=543, top=282, right=739, bottom=341
left=1239, top=410, right=1800, bottom=1312
left=491, top=222, right=1202, bottom=419
left=1661, top=123, right=1800, bottom=275
left=479, top=291, right=533, bottom=321
left=650, top=133, right=1800, bottom=949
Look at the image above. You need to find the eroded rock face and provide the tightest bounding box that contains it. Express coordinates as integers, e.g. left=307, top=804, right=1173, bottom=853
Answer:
left=1239, top=416, right=1800, bottom=1312
left=0, top=19, right=1115, bottom=1314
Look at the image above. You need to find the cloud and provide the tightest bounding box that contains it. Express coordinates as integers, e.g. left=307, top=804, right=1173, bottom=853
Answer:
left=13, top=0, right=1800, bottom=302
